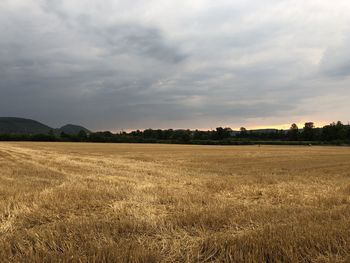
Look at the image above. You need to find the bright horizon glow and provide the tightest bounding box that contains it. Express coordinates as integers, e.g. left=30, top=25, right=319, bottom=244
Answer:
left=110, top=119, right=346, bottom=133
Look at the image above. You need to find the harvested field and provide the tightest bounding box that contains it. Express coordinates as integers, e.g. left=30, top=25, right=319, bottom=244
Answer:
left=0, top=142, right=350, bottom=262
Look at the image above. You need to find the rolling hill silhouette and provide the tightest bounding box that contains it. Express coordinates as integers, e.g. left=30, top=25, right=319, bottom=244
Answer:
left=0, top=117, right=90, bottom=135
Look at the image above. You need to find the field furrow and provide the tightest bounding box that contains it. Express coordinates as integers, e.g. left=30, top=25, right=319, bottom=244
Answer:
left=0, top=142, right=350, bottom=262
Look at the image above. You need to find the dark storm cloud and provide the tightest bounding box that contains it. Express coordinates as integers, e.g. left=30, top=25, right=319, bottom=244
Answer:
left=99, top=24, right=187, bottom=63
left=1, top=0, right=350, bottom=130
left=41, top=0, right=186, bottom=63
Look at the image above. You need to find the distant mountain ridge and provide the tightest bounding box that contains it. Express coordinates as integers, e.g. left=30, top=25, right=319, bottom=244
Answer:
left=0, top=117, right=90, bottom=135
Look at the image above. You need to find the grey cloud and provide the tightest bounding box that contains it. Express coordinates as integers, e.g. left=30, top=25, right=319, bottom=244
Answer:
left=1, top=0, right=350, bottom=130
left=100, top=24, right=187, bottom=63
left=41, top=0, right=186, bottom=64
left=319, top=38, right=350, bottom=78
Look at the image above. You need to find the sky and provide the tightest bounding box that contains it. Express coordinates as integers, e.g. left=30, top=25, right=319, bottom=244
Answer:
left=1, top=0, right=350, bottom=131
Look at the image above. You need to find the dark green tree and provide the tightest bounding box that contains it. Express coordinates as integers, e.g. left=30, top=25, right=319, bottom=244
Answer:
left=48, top=129, right=55, bottom=136
left=60, top=131, right=69, bottom=139
left=302, top=122, right=315, bottom=141
left=322, top=121, right=347, bottom=141
left=288, top=123, right=299, bottom=141
left=240, top=127, right=247, bottom=137
left=78, top=130, right=88, bottom=141
left=215, top=127, right=231, bottom=140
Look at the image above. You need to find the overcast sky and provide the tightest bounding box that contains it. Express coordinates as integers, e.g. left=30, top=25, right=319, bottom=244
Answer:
left=1, top=0, right=350, bottom=131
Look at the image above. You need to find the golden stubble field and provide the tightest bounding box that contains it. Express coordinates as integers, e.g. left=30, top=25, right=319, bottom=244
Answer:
left=0, top=142, right=350, bottom=263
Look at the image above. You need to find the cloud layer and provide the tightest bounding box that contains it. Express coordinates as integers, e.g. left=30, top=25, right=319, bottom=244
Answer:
left=1, top=0, right=350, bottom=130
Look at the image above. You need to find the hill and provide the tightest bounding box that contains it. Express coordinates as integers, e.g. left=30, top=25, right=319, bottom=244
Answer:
left=58, top=124, right=91, bottom=135
left=0, top=117, right=53, bottom=134
left=0, top=117, right=91, bottom=135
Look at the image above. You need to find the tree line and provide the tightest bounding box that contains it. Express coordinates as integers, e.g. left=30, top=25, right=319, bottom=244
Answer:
left=0, top=121, right=350, bottom=145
